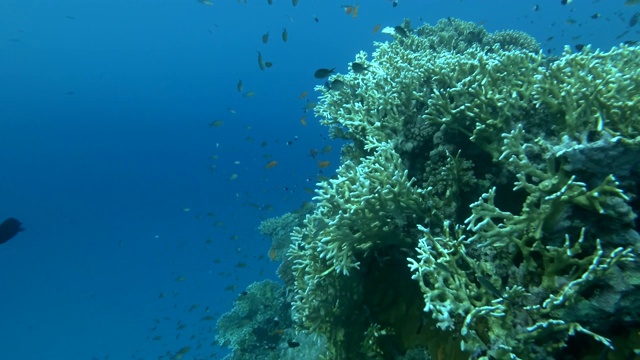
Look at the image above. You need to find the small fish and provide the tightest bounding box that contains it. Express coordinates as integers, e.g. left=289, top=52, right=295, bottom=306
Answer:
left=394, top=25, right=408, bottom=37
left=257, top=51, right=266, bottom=71
left=590, top=13, right=601, bottom=19
left=309, top=148, right=318, bottom=159
left=227, top=107, right=237, bottom=114
left=327, top=79, right=345, bottom=91
left=303, top=102, right=317, bottom=110
left=318, top=161, right=331, bottom=168
left=314, top=68, right=335, bottom=79
left=300, top=116, right=307, bottom=126
left=262, top=32, right=269, bottom=44
left=172, top=346, right=191, bottom=360
left=372, top=24, right=381, bottom=33
left=243, top=91, right=256, bottom=98
left=322, top=145, right=332, bottom=154
left=352, top=4, right=359, bottom=19
left=342, top=5, right=353, bottom=15
left=392, top=0, right=398, bottom=7
left=267, top=0, right=273, bottom=4
left=287, top=340, right=300, bottom=348
left=198, top=0, right=213, bottom=5
left=201, top=315, right=216, bottom=321
left=292, top=0, right=298, bottom=6
left=477, top=275, right=502, bottom=298
left=265, top=61, right=273, bottom=68
left=269, top=247, right=277, bottom=261
left=560, top=0, right=572, bottom=4
left=236, top=79, right=243, bottom=92
left=229, top=174, right=239, bottom=181
left=0, top=217, right=24, bottom=245
left=282, top=28, right=288, bottom=42
left=208, top=120, right=224, bottom=127
left=175, top=276, right=186, bottom=282
left=265, top=160, right=278, bottom=169
left=631, top=11, right=640, bottom=27
left=299, top=91, right=308, bottom=99
left=434, top=262, right=450, bottom=273
left=313, top=15, right=319, bottom=22
left=574, top=44, right=585, bottom=51
left=532, top=4, right=540, bottom=11
left=351, top=62, right=368, bottom=73
left=626, top=0, right=640, bottom=5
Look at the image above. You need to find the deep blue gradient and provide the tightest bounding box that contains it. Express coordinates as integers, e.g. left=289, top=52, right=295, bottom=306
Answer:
left=0, top=0, right=638, bottom=359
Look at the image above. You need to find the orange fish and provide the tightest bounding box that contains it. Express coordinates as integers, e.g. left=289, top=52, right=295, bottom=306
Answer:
left=270, top=328, right=285, bottom=335
left=265, top=160, right=278, bottom=169
left=299, top=91, right=308, bottom=99
left=372, top=24, right=381, bottom=33
left=300, top=116, right=307, bottom=126
left=318, top=161, right=331, bottom=168
left=268, top=247, right=277, bottom=261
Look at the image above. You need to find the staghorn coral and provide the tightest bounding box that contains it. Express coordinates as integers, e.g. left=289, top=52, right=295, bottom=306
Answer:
left=219, top=18, right=640, bottom=360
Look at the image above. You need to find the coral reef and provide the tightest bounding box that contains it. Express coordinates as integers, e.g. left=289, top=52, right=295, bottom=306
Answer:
left=216, top=18, right=640, bottom=360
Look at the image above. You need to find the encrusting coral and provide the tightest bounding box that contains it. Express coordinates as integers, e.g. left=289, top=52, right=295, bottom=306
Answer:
left=216, top=18, right=640, bottom=360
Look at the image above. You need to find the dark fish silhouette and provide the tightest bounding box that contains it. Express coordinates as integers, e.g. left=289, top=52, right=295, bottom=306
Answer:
left=0, top=217, right=24, bottom=244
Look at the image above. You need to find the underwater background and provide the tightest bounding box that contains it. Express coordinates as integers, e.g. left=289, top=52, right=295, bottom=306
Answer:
left=0, top=1, right=638, bottom=359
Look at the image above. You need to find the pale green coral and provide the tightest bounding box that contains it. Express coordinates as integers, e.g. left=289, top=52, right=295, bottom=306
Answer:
left=288, top=142, right=433, bottom=353
left=283, top=18, right=640, bottom=360
left=533, top=45, right=640, bottom=139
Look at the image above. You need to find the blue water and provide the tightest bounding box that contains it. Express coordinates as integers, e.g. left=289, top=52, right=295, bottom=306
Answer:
left=0, top=0, right=637, bottom=359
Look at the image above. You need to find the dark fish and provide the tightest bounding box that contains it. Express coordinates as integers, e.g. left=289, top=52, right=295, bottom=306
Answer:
left=257, top=51, right=266, bottom=71
left=631, top=11, right=640, bottom=27
left=326, top=79, right=345, bottom=91
left=287, top=340, right=300, bottom=348
left=314, top=68, right=335, bottom=79
left=434, top=262, right=450, bottom=273
left=591, top=13, right=601, bottom=19
left=574, top=43, right=585, bottom=51
left=623, top=40, right=639, bottom=46
left=560, top=0, right=572, bottom=4
left=0, top=217, right=24, bottom=245
left=351, top=62, right=368, bottom=73
left=394, top=25, right=408, bottom=37
left=477, top=275, right=502, bottom=298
